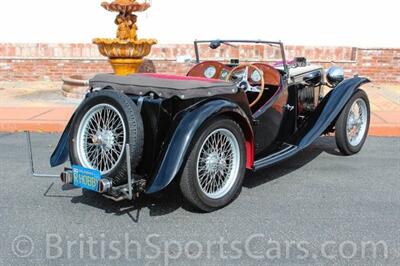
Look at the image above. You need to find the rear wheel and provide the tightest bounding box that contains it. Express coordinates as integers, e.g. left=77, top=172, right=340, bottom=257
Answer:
left=69, top=90, right=144, bottom=186
left=179, top=118, right=246, bottom=212
left=335, top=90, right=370, bottom=155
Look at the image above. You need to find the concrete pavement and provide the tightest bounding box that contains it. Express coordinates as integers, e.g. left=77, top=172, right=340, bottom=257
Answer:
left=0, top=133, right=399, bottom=265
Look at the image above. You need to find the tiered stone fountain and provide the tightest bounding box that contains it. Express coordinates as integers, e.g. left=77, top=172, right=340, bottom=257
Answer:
left=62, top=0, right=157, bottom=99
left=93, top=0, right=157, bottom=75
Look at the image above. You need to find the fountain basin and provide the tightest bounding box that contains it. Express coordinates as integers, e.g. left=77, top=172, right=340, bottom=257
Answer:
left=93, top=38, right=157, bottom=59
left=93, top=38, right=157, bottom=75
left=61, top=74, right=94, bottom=99
left=101, top=1, right=150, bottom=13
left=61, top=60, right=156, bottom=98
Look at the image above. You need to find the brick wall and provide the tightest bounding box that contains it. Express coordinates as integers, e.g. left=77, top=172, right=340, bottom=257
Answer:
left=0, top=43, right=399, bottom=83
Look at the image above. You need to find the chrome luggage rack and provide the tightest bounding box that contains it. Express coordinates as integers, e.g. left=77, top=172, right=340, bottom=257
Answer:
left=26, top=131, right=145, bottom=201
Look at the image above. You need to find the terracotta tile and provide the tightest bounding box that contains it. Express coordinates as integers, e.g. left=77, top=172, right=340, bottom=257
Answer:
left=374, top=112, right=400, bottom=124
left=369, top=124, right=400, bottom=137
left=371, top=113, right=386, bottom=124
left=0, top=100, right=399, bottom=137
left=32, top=107, right=75, bottom=121
left=0, top=107, right=51, bottom=120
left=370, top=95, right=400, bottom=111
left=370, top=103, right=381, bottom=112
left=0, top=120, right=68, bottom=133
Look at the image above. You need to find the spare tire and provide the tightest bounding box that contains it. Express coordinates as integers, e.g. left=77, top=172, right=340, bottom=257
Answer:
left=69, top=89, right=144, bottom=186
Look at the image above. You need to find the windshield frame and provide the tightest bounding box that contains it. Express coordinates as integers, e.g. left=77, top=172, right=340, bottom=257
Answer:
left=193, top=39, right=288, bottom=74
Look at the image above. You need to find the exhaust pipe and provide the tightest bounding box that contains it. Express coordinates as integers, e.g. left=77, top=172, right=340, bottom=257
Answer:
left=60, top=169, right=74, bottom=184
left=98, top=179, right=112, bottom=193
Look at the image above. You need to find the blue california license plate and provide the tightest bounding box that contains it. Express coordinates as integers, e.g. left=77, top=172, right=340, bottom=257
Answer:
left=72, top=165, right=102, bottom=192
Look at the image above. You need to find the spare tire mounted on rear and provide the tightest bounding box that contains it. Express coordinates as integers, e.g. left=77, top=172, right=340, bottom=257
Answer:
left=69, top=90, right=144, bottom=186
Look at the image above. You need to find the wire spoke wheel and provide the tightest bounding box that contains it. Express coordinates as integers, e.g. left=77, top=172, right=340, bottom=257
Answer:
left=346, top=98, right=368, bottom=147
left=196, top=128, right=241, bottom=199
left=335, top=90, right=370, bottom=156
left=76, top=103, right=126, bottom=175
left=180, top=118, right=246, bottom=212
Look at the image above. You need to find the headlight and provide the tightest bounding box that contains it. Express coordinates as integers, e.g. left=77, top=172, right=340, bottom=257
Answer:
left=326, top=66, right=344, bottom=86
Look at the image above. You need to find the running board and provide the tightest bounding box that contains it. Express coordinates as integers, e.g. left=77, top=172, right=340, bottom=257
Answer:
left=253, top=144, right=300, bottom=171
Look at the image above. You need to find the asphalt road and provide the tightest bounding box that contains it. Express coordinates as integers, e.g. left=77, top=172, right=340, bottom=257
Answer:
left=0, top=133, right=399, bottom=265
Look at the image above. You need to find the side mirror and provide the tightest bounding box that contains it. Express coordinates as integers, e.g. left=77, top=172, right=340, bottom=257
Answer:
left=326, top=66, right=344, bottom=86
left=209, top=40, right=221, bottom=50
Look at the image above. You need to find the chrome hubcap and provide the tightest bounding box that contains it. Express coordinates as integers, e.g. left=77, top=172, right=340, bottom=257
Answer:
left=346, top=98, right=368, bottom=147
left=196, top=129, right=240, bottom=199
left=92, top=130, right=115, bottom=149
left=76, top=104, right=126, bottom=174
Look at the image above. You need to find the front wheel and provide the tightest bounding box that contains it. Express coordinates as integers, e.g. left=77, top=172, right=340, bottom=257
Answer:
left=179, top=118, right=246, bottom=212
left=335, top=89, right=370, bottom=155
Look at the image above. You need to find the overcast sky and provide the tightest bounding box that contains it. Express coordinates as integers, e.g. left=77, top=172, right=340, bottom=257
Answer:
left=0, top=0, right=398, bottom=47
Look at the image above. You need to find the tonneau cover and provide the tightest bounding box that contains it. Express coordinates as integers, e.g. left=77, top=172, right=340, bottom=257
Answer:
left=89, top=73, right=238, bottom=99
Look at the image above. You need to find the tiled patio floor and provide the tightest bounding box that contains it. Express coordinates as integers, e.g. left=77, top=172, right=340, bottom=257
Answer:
left=0, top=82, right=399, bottom=136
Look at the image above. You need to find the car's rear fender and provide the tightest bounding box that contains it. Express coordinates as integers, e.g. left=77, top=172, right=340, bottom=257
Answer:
left=290, top=76, right=370, bottom=148
left=146, top=99, right=254, bottom=194
left=50, top=113, right=76, bottom=167
left=50, top=87, right=115, bottom=167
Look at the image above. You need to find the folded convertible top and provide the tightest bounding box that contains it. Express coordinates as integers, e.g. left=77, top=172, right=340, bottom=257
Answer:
left=90, top=73, right=238, bottom=99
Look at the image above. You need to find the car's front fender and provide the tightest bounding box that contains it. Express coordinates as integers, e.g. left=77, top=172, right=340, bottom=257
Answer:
left=291, top=76, right=370, bottom=148
left=146, top=99, right=254, bottom=194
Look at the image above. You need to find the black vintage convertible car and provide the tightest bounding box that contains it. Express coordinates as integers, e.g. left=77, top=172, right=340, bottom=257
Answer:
left=52, top=40, right=371, bottom=212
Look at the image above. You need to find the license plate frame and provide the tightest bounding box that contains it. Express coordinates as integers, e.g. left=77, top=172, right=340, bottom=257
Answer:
left=72, top=165, right=102, bottom=192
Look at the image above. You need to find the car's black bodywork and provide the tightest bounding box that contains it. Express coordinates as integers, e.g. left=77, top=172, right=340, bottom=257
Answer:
left=51, top=40, right=370, bottom=196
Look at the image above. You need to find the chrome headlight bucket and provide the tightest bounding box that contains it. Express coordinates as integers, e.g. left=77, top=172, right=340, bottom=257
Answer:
left=326, top=66, right=344, bottom=86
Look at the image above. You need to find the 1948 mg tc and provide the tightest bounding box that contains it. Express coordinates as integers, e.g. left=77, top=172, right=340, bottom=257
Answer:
left=51, top=40, right=371, bottom=212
